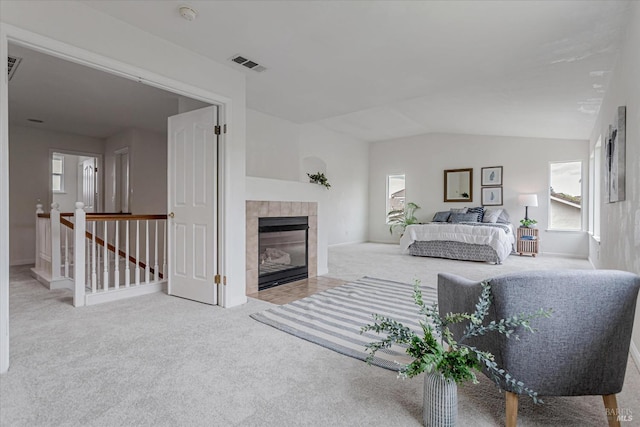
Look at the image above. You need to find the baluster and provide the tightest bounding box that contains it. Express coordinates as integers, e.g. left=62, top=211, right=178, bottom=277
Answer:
left=50, top=203, right=61, bottom=279
left=103, top=221, right=109, bottom=291
left=91, top=222, right=97, bottom=293
left=154, top=220, right=159, bottom=281
left=73, top=202, right=86, bottom=307
left=35, top=203, right=44, bottom=271
left=86, top=238, right=90, bottom=285
left=64, top=226, right=69, bottom=278
left=135, top=220, right=140, bottom=285
left=145, top=220, right=150, bottom=283
left=163, top=220, right=167, bottom=280
left=114, top=221, right=120, bottom=289
left=125, top=221, right=131, bottom=288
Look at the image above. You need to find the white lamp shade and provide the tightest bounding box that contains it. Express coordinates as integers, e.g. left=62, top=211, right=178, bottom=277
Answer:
left=518, top=194, right=538, bottom=207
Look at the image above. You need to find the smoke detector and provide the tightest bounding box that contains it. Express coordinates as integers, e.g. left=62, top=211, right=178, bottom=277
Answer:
left=229, top=55, right=267, bottom=73
left=8, top=55, right=22, bottom=81
left=179, top=6, right=197, bottom=21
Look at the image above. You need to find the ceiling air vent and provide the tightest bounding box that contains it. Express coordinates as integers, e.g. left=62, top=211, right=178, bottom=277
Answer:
left=230, top=55, right=267, bottom=72
left=8, top=55, right=23, bottom=81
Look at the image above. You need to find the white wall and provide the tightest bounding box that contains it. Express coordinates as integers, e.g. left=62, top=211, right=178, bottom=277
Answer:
left=246, top=109, right=369, bottom=246
left=104, top=128, right=166, bottom=214
left=246, top=109, right=300, bottom=182
left=129, top=129, right=167, bottom=214
left=588, top=1, right=640, bottom=364
left=8, top=126, right=104, bottom=265
left=369, top=133, right=590, bottom=257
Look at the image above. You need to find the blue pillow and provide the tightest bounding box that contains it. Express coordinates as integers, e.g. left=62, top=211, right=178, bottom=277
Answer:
left=432, top=211, right=451, bottom=222
left=467, top=206, right=484, bottom=222
left=449, top=213, right=479, bottom=223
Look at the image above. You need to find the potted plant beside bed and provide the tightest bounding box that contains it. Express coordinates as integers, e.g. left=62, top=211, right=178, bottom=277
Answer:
left=520, top=218, right=537, bottom=228
left=387, top=202, right=420, bottom=235
left=361, top=281, right=550, bottom=426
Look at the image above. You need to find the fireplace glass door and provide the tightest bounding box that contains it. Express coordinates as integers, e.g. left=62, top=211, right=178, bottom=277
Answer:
left=258, top=217, right=308, bottom=290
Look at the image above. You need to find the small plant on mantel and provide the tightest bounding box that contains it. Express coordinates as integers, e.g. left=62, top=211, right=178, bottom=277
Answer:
left=361, top=281, right=551, bottom=400
left=307, top=172, right=331, bottom=189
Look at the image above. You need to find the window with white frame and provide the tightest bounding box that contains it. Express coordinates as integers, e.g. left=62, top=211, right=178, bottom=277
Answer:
left=549, top=161, right=582, bottom=230
left=52, top=154, right=64, bottom=193
left=386, top=174, right=405, bottom=222
left=592, top=138, right=601, bottom=238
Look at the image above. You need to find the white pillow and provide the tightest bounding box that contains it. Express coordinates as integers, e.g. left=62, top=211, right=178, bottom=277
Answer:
left=483, top=208, right=503, bottom=223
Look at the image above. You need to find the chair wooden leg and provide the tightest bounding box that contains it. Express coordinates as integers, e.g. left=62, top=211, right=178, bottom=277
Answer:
left=506, top=391, right=519, bottom=427
left=603, top=394, right=621, bottom=427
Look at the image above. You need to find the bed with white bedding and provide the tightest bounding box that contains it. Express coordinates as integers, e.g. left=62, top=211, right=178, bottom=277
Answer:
left=399, top=222, right=515, bottom=264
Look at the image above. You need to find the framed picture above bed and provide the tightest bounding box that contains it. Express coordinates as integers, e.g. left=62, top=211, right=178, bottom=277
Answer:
left=481, top=166, right=503, bottom=186
left=482, top=186, right=503, bottom=206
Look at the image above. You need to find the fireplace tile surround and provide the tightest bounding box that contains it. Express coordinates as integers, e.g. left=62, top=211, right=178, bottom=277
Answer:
left=246, top=201, right=318, bottom=295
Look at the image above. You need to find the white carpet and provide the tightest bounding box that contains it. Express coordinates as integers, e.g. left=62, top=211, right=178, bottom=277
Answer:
left=1, top=244, right=638, bottom=426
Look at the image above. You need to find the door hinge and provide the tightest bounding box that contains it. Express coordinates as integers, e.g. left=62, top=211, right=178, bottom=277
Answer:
left=214, top=274, right=221, bottom=284
left=214, top=124, right=227, bottom=135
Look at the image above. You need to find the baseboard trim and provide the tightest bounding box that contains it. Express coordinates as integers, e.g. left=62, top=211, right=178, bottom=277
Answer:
left=328, top=240, right=367, bottom=248
left=10, top=259, right=35, bottom=266
left=539, top=252, right=589, bottom=259
left=631, top=341, right=640, bottom=371
left=85, top=281, right=166, bottom=306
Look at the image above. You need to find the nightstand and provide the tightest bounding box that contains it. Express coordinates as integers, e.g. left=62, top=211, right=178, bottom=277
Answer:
left=517, top=227, right=539, bottom=257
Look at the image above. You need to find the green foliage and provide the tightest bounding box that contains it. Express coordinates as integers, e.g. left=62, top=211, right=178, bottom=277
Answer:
left=387, top=202, right=420, bottom=235
left=307, top=172, right=331, bottom=189
left=361, top=281, right=552, bottom=403
left=520, top=218, right=538, bottom=228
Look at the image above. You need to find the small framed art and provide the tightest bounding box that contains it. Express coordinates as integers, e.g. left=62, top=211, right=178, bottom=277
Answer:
left=481, top=166, right=503, bottom=186
left=482, top=186, right=503, bottom=206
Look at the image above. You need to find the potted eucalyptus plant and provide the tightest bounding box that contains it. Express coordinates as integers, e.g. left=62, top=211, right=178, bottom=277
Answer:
left=387, top=202, right=420, bottom=235
left=520, top=218, right=537, bottom=228
left=361, top=281, right=551, bottom=426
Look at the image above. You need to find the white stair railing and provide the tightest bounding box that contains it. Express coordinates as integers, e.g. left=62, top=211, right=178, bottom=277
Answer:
left=72, top=205, right=168, bottom=306
left=33, top=202, right=167, bottom=307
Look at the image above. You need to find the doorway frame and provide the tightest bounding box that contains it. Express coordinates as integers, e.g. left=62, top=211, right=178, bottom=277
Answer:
left=0, top=24, right=232, bottom=374
left=49, top=148, right=104, bottom=213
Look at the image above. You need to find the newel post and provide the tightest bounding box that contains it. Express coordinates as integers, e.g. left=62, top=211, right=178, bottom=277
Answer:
left=73, top=202, right=86, bottom=307
left=50, top=203, right=61, bottom=280
left=35, top=203, right=44, bottom=270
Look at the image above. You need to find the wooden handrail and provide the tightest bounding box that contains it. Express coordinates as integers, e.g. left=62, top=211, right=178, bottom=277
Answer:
left=59, top=217, right=164, bottom=280
left=61, top=212, right=133, bottom=217
left=39, top=213, right=165, bottom=220
left=86, top=214, right=167, bottom=221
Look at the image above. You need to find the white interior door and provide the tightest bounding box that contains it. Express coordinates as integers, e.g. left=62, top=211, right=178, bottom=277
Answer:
left=81, top=158, right=96, bottom=213
left=167, top=106, right=218, bottom=305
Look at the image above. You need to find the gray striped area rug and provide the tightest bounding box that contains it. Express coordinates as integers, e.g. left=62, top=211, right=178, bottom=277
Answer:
left=250, top=276, right=437, bottom=371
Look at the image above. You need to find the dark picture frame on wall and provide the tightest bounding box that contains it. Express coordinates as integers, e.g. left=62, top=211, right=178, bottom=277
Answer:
left=481, top=186, right=503, bottom=206
left=606, top=106, right=626, bottom=203
left=481, top=166, right=503, bottom=186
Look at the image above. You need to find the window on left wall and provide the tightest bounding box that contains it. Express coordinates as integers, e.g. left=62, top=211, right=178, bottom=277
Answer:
left=386, top=174, right=405, bottom=222
left=52, top=154, right=64, bottom=193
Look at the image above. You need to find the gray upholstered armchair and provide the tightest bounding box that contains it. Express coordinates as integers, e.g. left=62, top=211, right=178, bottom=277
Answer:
left=437, top=270, right=640, bottom=427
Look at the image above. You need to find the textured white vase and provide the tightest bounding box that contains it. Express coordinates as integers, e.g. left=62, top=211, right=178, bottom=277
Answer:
left=423, top=372, right=458, bottom=427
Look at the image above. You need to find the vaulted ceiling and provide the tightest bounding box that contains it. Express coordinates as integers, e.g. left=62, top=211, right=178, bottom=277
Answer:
left=10, top=1, right=633, bottom=142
